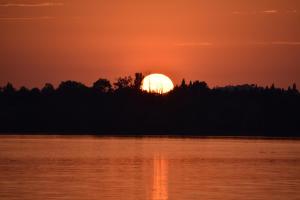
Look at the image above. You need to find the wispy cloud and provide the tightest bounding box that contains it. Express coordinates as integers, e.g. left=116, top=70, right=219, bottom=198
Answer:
left=232, top=9, right=297, bottom=15
left=286, top=10, right=297, bottom=13
left=261, top=10, right=278, bottom=14
left=174, top=42, right=213, bottom=47
left=0, top=2, right=64, bottom=7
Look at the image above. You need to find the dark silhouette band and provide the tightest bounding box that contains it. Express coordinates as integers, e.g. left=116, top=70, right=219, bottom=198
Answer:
left=0, top=73, right=299, bottom=136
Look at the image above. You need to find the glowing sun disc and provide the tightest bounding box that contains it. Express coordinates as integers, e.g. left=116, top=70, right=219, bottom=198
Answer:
left=141, top=73, right=174, bottom=94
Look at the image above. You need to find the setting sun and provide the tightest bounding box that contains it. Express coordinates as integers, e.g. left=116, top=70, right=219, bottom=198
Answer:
left=141, top=74, right=174, bottom=94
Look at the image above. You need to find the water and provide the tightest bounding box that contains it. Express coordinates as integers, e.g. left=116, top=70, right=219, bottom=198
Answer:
left=0, top=136, right=299, bottom=200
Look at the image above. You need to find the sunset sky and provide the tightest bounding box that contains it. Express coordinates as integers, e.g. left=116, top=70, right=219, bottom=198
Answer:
left=0, top=0, right=299, bottom=88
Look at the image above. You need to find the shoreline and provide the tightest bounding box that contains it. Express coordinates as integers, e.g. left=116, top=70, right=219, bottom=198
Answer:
left=0, top=132, right=299, bottom=140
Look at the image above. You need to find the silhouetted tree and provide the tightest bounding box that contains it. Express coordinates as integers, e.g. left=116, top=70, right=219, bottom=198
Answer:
left=271, top=83, right=275, bottom=90
left=2, top=83, right=15, bottom=95
left=58, top=81, right=87, bottom=92
left=292, top=83, right=298, bottom=93
left=190, top=81, right=209, bottom=92
left=41, top=83, right=55, bottom=95
left=113, top=76, right=133, bottom=90
left=18, top=86, right=30, bottom=95
left=93, top=78, right=112, bottom=93
left=265, top=86, right=269, bottom=90
left=181, top=79, right=187, bottom=89
left=28, top=88, right=41, bottom=99
left=133, top=73, right=144, bottom=90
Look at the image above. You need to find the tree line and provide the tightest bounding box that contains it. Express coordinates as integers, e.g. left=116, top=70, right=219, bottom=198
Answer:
left=0, top=73, right=299, bottom=136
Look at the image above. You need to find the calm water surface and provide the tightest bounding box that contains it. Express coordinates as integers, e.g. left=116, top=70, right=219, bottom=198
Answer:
left=0, top=136, right=299, bottom=200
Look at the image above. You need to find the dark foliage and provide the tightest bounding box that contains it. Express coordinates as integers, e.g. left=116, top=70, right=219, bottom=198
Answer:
left=0, top=73, right=299, bottom=137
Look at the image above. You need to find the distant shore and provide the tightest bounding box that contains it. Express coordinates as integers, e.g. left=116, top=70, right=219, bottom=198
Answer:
left=1, top=74, right=299, bottom=137
left=0, top=131, right=299, bottom=139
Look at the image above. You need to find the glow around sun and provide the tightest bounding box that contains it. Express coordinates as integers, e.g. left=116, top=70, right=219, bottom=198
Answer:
left=141, top=73, right=174, bottom=94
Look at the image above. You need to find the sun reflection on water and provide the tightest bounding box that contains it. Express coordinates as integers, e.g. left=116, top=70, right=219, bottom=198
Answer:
left=152, top=155, right=168, bottom=200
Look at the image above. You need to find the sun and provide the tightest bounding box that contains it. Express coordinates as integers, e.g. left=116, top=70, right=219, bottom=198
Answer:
left=141, top=73, right=174, bottom=94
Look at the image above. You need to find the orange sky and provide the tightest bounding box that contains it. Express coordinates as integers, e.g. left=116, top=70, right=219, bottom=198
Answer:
left=0, top=0, right=299, bottom=88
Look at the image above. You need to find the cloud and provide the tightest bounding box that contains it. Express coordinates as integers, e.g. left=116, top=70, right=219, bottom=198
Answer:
left=286, top=10, right=297, bottom=13
left=174, top=42, right=213, bottom=47
left=233, top=10, right=281, bottom=15
left=261, top=10, right=278, bottom=14
left=0, top=2, right=63, bottom=7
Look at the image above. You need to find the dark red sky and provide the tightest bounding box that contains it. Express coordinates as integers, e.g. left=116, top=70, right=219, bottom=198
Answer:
left=0, top=0, right=300, bottom=88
